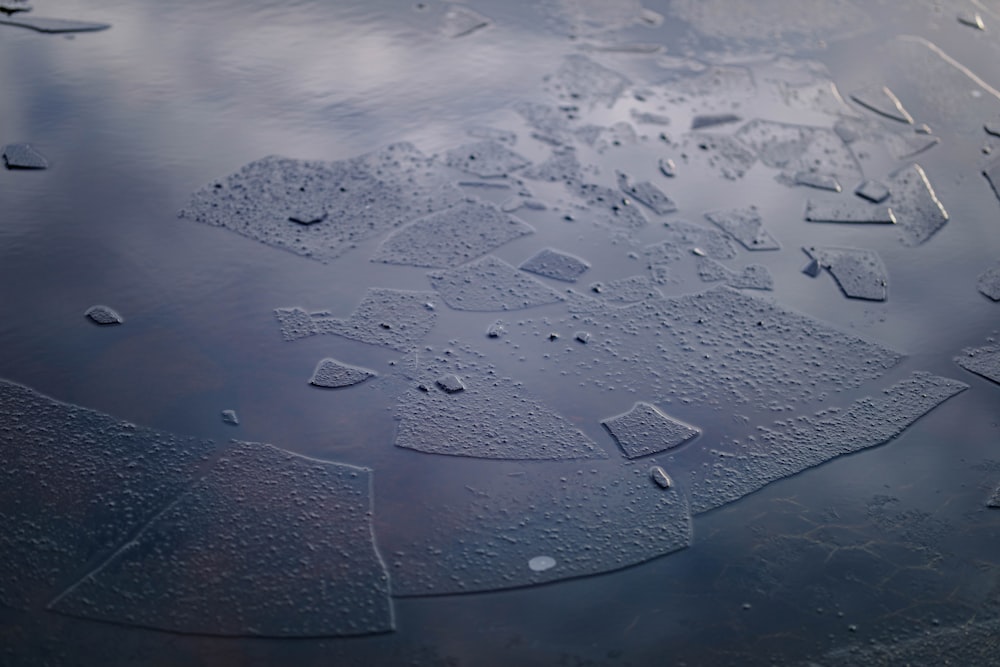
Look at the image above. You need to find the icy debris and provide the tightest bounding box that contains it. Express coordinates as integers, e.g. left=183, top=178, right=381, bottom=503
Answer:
left=84, top=305, right=123, bottom=325
left=428, top=255, right=564, bottom=311
left=51, top=442, right=394, bottom=637
left=850, top=84, right=914, bottom=124
left=958, top=12, right=985, bottom=30
left=181, top=143, right=462, bottom=264
left=0, top=16, right=109, bottom=32
left=444, top=140, right=529, bottom=178
left=372, top=199, right=534, bottom=269
left=602, top=402, right=700, bottom=458
left=393, top=345, right=607, bottom=460
left=704, top=207, right=780, bottom=251
left=520, top=248, right=591, bottom=283
left=435, top=374, right=465, bottom=393
left=855, top=179, right=890, bottom=203
left=887, top=164, right=949, bottom=246
left=442, top=4, right=490, bottom=38
left=616, top=172, right=678, bottom=215
left=683, top=372, right=968, bottom=513
left=659, top=158, right=677, bottom=177
left=650, top=466, right=673, bottom=489
left=2, top=143, right=48, bottom=169
left=221, top=409, right=239, bottom=425
left=309, top=358, right=377, bottom=389
left=977, top=264, right=1000, bottom=300
left=955, top=344, right=1000, bottom=384
left=804, top=246, right=888, bottom=301
left=805, top=199, right=896, bottom=224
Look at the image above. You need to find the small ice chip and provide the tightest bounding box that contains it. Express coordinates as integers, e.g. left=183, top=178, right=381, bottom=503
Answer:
left=528, top=556, right=556, bottom=572
left=221, top=410, right=239, bottom=426
left=436, top=374, right=465, bottom=393
left=85, top=305, right=123, bottom=325
left=650, top=466, right=673, bottom=489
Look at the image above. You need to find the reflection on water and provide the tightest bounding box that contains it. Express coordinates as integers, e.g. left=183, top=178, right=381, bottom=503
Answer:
left=2, top=0, right=1000, bottom=664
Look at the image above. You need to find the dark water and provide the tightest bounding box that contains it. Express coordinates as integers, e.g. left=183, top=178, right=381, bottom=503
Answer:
left=2, top=0, right=1000, bottom=664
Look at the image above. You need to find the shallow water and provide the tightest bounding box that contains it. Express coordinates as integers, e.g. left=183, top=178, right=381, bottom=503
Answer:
left=2, top=0, right=1000, bottom=664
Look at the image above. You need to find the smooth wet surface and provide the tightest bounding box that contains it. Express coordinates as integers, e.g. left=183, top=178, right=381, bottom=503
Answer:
left=2, top=0, right=1000, bottom=664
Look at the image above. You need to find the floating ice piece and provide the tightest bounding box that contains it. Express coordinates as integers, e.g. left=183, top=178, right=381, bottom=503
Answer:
left=310, top=289, right=438, bottom=352
left=855, top=179, right=890, bottom=203
left=528, top=556, right=556, bottom=572
left=372, top=199, right=534, bottom=268
left=181, top=144, right=462, bottom=264
left=435, top=374, right=465, bottom=393
left=441, top=4, right=490, bottom=38
left=576, top=122, right=637, bottom=152
left=309, top=358, right=377, bottom=388
left=659, top=158, right=677, bottom=177
left=84, top=305, right=123, bottom=325
left=572, top=182, right=649, bottom=228
left=616, top=172, right=678, bottom=215
left=735, top=120, right=860, bottom=184
left=645, top=221, right=738, bottom=267
left=631, top=110, right=671, bottom=125
left=958, top=12, right=985, bottom=30
left=51, top=442, right=394, bottom=637
left=520, top=248, right=591, bottom=282
left=794, top=171, right=841, bottom=192
left=690, top=113, right=742, bottom=130
left=805, top=199, right=896, bottom=224
left=428, top=255, right=564, bottom=311
left=602, top=402, right=699, bottom=458
left=512, top=101, right=575, bottom=147
left=520, top=147, right=582, bottom=182
left=887, top=164, right=949, bottom=246
left=444, top=140, right=529, bottom=178
left=2, top=143, right=47, bottom=169
left=0, top=16, right=109, bottom=32
left=804, top=246, right=888, bottom=301
left=549, top=54, right=631, bottom=107
left=977, top=264, right=1000, bottom=300
left=704, top=207, right=780, bottom=251
left=678, top=132, right=757, bottom=180
left=955, top=344, right=1000, bottom=384
left=221, top=409, right=239, bottom=425
left=884, top=131, right=940, bottom=159
left=386, top=462, right=690, bottom=595
left=393, top=346, right=606, bottom=460
left=683, top=372, right=968, bottom=513
left=0, top=1, right=31, bottom=14
left=696, top=258, right=773, bottom=290
left=273, top=307, right=318, bottom=341
left=985, top=122, right=1000, bottom=138
left=650, top=466, right=673, bottom=489
left=486, top=320, right=506, bottom=338
left=589, top=275, right=662, bottom=303
left=850, top=84, right=914, bottom=123
left=0, top=380, right=215, bottom=609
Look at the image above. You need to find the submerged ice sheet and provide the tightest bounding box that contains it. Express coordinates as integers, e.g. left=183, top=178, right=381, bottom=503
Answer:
left=428, top=255, right=564, bottom=311
left=0, top=380, right=215, bottom=609
left=601, top=402, right=700, bottom=458
left=955, top=344, right=1000, bottom=384
left=388, top=462, right=690, bottom=595
left=181, top=143, right=462, bottom=264
left=520, top=248, right=590, bottom=283
left=51, top=443, right=394, bottom=637
left=276, top=288, right=437, bottom=351
left=682, top=372, right=968, bottom=513
left=444, top=140, right=529, bottom=178
left=804, top=246, right=888, bottom=301
left=393, top=345, right=606, bottom=460
left=372, top=199, right=534, bottom=268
